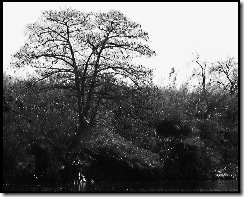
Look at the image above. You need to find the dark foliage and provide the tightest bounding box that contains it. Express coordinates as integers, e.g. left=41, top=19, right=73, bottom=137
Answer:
left=155, top=119, right=191, bottom=138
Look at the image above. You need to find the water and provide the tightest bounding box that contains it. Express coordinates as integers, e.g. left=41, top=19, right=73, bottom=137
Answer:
left=3, top=180, right=239, bottom=192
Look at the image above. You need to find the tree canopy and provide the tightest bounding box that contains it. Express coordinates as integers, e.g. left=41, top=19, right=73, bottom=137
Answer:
left=11, top=8, right=156, bottom=150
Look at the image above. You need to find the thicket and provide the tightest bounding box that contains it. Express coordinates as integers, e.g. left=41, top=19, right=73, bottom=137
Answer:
left=3, top=57, right=238, bottom=184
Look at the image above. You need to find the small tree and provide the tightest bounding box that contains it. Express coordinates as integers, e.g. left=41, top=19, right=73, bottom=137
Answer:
left=209, top=57, right=238, bottom=95
left=191, top=53, right=209, bottom=94
left=11, top=8, right=155, bottom=154
left=190, top=53, right=212, bottom=119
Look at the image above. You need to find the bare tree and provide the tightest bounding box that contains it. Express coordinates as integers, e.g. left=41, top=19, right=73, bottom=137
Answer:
left=190, top=53, right=212, bottom=119
left=10, top=8, right=155, bottom=152
left=191, top=53, right=209, bottom=94
left=209, top=57, right=238, bottom=95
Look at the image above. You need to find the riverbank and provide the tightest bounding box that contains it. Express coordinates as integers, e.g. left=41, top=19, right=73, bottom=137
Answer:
left=3, top=179, right=239, bottom=192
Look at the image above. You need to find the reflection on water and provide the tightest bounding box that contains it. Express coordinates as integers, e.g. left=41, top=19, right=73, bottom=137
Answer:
left=3, top=180, right=239, bottom=192
left=87, top=180, right=239, bottom=192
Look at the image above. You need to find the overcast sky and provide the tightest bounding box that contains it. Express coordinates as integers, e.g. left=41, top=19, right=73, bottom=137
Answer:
left=3, top=2, right=238, bottom=87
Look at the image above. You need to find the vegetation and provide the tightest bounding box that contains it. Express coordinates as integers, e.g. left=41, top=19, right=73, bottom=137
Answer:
left=3, top=8, right=238, bottom=185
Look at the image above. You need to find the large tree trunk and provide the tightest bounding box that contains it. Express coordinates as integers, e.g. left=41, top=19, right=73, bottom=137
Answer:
left=65, top=67, right=89, bottom=160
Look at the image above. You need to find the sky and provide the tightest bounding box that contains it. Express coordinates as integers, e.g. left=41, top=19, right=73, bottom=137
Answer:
left=3, top=2, right=238, bottom=88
